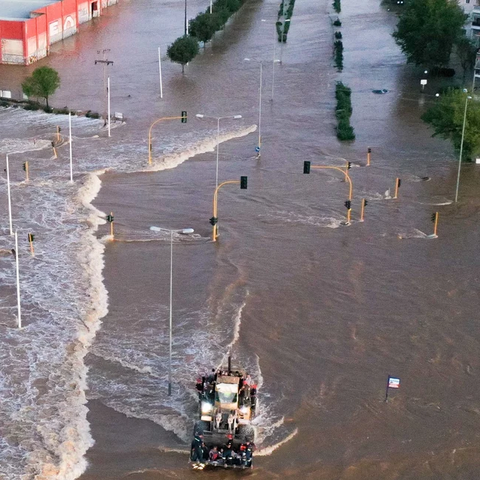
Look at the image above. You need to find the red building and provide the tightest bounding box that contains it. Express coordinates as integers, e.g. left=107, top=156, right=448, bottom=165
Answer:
left=0, top=0, right=118, bottom=65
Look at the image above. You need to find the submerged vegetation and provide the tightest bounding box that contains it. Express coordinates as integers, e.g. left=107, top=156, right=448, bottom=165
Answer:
left=335, top=82, right=355, bottom=141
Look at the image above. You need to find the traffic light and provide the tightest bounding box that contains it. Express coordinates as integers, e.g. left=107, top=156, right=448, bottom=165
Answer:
left=303, top=161, right=311, bottom=174
left=367, top=147, right=371, bottom=153
left=240, top=176, right=248, bottom=189
left=364, top=199, right=368, bottom=207
left=344, top=200, right=351, bottom=209
left=23, top=163, right=26, bottom=171
left=106, top=214, right=114, bottom=222
left=181, top=111, right=187, bottom=123
left=209, top=217, right=218, bottom=225
left=397, top=179, right=402, bottom=188
left=28, top=233, right=35, bottom=242
left=431, top=213, right=436, bottom=223
left=347, top=162, right=352, bottom=170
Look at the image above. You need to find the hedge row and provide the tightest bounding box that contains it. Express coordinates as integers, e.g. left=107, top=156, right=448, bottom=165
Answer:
left=335, top=82, right=355, bottom=141
left=333, top=0, right=341, bottom=13
left=334, top=40, right=343, bottom=71
left=276, top=0, right=296, bottom=43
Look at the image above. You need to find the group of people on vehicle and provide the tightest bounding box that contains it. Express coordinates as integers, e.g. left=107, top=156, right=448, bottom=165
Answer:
left=191, top=433, right=255, bottom=468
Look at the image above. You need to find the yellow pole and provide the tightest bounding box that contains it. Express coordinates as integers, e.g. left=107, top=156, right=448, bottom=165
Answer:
left=53, top=147, right=57, bottom=159
left=360, top=198, right=365, bottom=222
left=433, top=212, right=439, bottom=237
left=394, top=177, right=400, bottom=199
left=110, top=212, right=114, bottom=239
left=311, top=166, right=353, bottom=199
left=367, top=147, right=371, bottom=167
left=212, top=180, right=240, bottom=242
left=311, top=166, right=353, bottom=223
left=28, top=234, right=34, bottom=256
left=148, top=116, right=183, bottom=165
left=56, top=126, right=60, bottom=143
left=25, top=161, right=29, bottom=182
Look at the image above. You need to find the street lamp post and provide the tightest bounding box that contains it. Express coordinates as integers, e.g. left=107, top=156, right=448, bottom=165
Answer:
left=184, top=0, right=188, bottom=35
left=150, top=226, right=194, bottom=395
left=244, top=59, right=264, bottom=156
left=94, top=52, right=113, bottom=124
left=195, top=114, right=242, bottom=190
left=455, top=91, right=472, bottom=203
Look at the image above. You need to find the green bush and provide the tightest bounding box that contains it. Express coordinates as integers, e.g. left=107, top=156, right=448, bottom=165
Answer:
left=333, top=0, right=341, bottom=13
left=333, top=19, right=341, bottom=27
left=334, top=40, right=343, bottom=70
left=334, top=31, right=342, bottom=39
left=189, top=12, right=216, bottom=44
left=53, top=107, right=70, bottom=115
left=23, top=102, right=40, bottom=111
left=337, top=123, right=355, bottom=141
left=43, top=106, right=53, bottom=113
left=335, top=82, right=354, bottom=141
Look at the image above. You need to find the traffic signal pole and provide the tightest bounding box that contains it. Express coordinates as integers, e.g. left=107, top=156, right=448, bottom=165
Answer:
left=211, top=177, right=248, bottom=242
left=148, top=114, right=186, bottom=165
left=310, top=165, right=353, bottom=223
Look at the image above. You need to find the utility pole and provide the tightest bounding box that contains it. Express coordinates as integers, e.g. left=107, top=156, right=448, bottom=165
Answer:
left=94, top=49, right=113, bottom=122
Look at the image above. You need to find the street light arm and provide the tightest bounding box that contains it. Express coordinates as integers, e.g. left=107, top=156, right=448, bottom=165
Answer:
left=148, top=116, right=184, bottom=165
left=311, top=165, right=353, bottom=200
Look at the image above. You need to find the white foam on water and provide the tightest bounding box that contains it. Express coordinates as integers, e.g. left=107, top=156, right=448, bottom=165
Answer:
left=262, top=210, right=343, bottom=229
left=255, top=427, right=299, bottom=456
left=146, top=125, right=257, bottom=173
left=0, top=110, right=270, bottom=479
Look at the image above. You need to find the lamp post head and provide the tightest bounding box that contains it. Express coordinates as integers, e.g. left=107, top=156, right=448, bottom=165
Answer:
left=196, top=114, right=204, bottom=118
left=180, top=228, right=194, bottom=234
left=233, top=115, right=242, bottom=119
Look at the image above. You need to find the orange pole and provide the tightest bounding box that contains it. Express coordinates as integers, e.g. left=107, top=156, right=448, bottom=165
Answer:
left=110, top=212, right=114, bottom=239
left=25, top=161, right=29, bottom=182
left=360, top=198, right=365, bottom=222
left=394, top=178, right=400, bottom=199
left=148, top=116, right=183, bottom=165
left=367, top=147, right=371, bottom=167
left=433, top=212, right=439, bottom=236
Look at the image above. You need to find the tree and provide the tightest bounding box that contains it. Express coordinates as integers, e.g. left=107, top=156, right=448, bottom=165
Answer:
left=422, top=89, right=480, bottom=161
left=392, top=0, right=466, bottom=68
left=456, top=37, right=477, bottom=85
left=22, top=66, right=60, bottom=108
left=189, top=13, right=216, bottom=46
left=167, top=35, right=199, bottom=73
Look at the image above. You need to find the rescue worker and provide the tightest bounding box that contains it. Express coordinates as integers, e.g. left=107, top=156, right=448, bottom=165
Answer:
left=191, top=433, right=204, bottom=465
left=245, top=439, right=255, bottom=467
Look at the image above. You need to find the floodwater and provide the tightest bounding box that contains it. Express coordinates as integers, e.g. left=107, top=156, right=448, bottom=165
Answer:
left=1, top=0, right=480, bottom=478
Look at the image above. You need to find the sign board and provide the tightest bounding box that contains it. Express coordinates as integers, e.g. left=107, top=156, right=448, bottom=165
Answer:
left=388, top=377, right=400, bottom=389
left=420, top=79, right=427, bottom=86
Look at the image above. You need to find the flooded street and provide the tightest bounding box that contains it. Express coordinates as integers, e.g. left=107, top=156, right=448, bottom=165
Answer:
left=1, top=0, right=480, bottom=478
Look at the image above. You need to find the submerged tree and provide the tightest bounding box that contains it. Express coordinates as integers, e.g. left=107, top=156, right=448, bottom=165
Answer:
left=167, top=35, right=199, bottom=74
left=392, top=0, right=466, bottom=68
left=456, top=37, right=477, bottom=85
left=422, top=89, right=480, bottom=161
left=22, top=66, right=60, bottom=108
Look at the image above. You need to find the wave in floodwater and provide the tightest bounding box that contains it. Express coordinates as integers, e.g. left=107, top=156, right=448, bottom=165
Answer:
left=261, top=210, right=343, bottom=229
left=0, top=109, right=267, bottom=478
